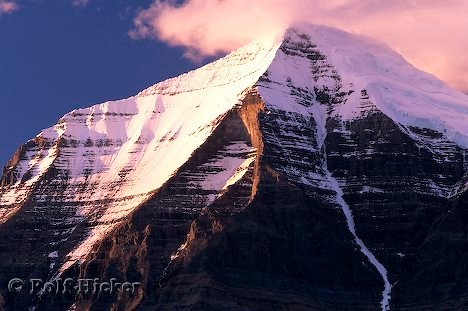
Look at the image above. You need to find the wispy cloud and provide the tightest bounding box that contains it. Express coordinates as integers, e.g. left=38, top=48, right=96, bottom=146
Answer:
left=131, top=0, right=468, bottom=91
left=71, top=0, right=89, bottom=8
left=0, top=0, right=90, bottom=15
left=0, top=0, right=18, bottom=16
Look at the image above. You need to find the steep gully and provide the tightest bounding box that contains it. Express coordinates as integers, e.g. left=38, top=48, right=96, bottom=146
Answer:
left=324, top=165, right=391, bottom=311
left=317, top=109, right=392, bottom=310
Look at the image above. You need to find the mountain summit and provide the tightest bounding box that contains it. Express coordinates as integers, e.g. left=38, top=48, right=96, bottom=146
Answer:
left=1, top=24, right=468, bottom=310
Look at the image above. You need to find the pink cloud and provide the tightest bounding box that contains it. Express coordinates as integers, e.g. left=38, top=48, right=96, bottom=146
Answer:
left=131, top=0, right=468, bottom=92
left=0, top=0, right=18, bottom=15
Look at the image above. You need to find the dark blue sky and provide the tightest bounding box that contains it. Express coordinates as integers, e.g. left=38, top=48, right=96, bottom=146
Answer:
left=0, top=0, right=204, bottom=166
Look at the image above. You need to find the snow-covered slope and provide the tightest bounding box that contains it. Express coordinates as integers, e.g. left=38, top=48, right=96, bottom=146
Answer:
left=0, top=34, right=281, bottom=272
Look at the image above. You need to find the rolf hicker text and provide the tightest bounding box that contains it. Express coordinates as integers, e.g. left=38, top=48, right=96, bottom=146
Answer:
left=8, top=277, right=141, bottom=296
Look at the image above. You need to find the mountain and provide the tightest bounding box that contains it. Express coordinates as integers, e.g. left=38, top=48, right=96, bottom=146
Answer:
left=1, top=24, right=467, bottom=310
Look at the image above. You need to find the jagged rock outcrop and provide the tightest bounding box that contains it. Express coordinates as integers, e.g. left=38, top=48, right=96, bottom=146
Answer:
left=1, top=24, right=467, bottom=310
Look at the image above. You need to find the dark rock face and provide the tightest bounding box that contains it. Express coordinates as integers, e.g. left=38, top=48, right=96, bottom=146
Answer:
left=0, top=27, right=467, bottom=311
left=327, top=111, right=464, bottom=260
left=391, top=185, right=468, bottom=311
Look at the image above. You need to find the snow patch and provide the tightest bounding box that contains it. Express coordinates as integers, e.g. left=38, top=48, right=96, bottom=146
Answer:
left=47, top=251, right=58, bottom=258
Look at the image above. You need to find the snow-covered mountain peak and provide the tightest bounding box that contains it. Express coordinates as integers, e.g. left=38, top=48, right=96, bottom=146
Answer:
left=285, top=24, right=459, bottom=94
left=1, top=23, right=468, bottom=311
left=270, top=24, right=468, bottom=148
left=1, top=23, right=467, bottom=291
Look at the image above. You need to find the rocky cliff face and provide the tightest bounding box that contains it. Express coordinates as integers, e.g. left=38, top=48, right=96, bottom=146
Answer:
left=1, top=24, right=467, bottom=311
